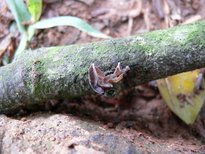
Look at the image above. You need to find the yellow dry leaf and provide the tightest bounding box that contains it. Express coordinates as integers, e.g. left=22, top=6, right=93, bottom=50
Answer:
left=157, top=70, right=205, bottom=124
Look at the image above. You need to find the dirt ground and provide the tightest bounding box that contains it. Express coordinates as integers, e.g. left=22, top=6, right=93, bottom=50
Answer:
left=1, top=0, right=205, bottom=153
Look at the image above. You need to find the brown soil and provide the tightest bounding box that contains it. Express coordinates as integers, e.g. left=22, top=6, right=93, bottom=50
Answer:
left=1, top=0, right=205, bottom=153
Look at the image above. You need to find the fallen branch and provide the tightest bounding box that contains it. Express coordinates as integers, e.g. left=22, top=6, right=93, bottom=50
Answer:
left=1, top=21, right=205, bottom=114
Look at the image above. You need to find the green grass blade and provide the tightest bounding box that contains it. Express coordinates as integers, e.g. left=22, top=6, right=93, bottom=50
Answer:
left=13, top=34, right=28, bottom=59
left=6, top=0, right=31, bottom=34
left=28, top=16, right=111, bottom=39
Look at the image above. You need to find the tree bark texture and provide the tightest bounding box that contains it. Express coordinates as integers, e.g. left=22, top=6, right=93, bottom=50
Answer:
left=1, top=21, right=205, bottom=114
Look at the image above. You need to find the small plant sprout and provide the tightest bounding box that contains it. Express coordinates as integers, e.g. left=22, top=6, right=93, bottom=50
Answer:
left=6, top=0, right=110, bottom=61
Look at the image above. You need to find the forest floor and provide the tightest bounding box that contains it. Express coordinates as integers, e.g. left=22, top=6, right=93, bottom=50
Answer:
left=0, top=0, right=205, bottom=153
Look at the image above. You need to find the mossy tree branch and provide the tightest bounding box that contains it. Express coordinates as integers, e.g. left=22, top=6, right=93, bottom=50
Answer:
left=1, top=21, right=205, bottom=114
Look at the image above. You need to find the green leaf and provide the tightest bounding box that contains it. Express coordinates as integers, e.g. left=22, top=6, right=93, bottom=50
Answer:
left=27, top=0, right=42, bottom=22
left=6, top=0, right=31, bottom=34
left=28, top=16, right=111, bottom=39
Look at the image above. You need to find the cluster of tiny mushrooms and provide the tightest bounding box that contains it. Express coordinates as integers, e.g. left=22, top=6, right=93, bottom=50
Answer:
left=88, top=62, right=130, bottom=94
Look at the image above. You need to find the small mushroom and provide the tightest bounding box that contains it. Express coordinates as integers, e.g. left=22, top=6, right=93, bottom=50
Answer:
left=88, top=63, right=112, bottom=94
left=88, top=63, right=130, bottom=95
left=105, top=62, right=130, bottom=83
